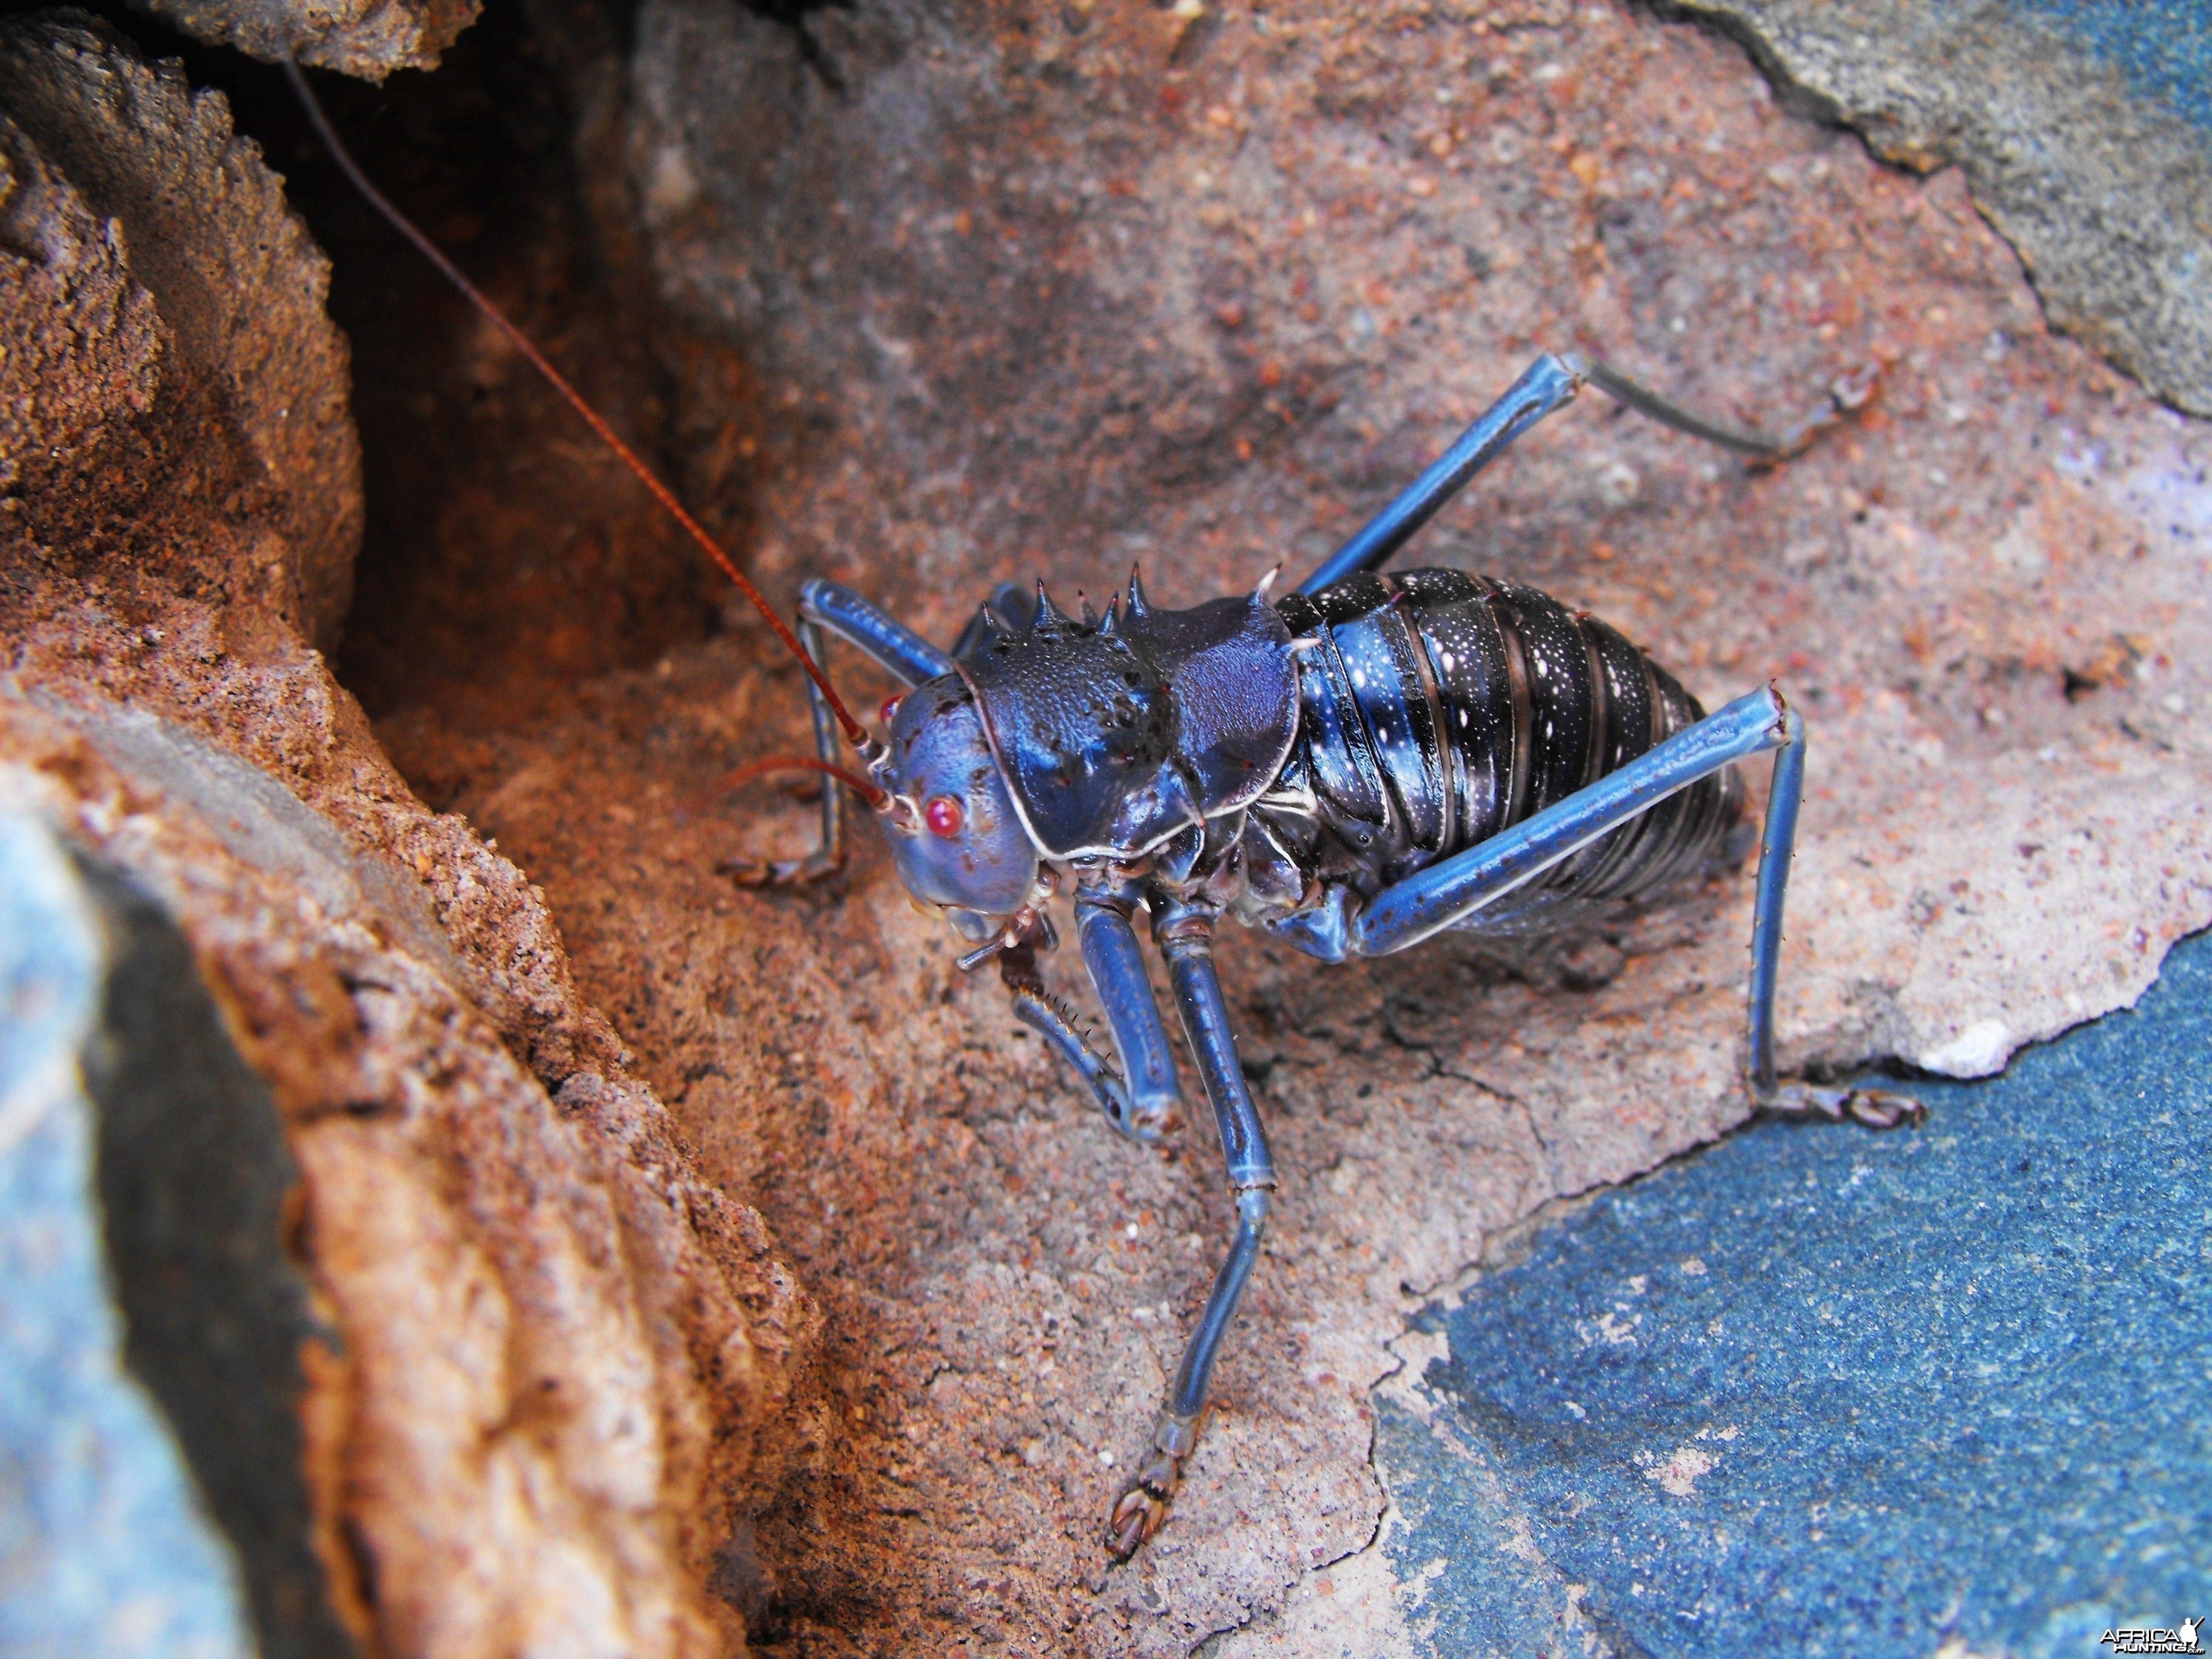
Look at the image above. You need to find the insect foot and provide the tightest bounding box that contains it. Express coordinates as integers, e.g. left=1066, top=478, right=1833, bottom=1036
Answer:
left=1759, top=1079, right=1927, bottom=1130
left=1107, top=1412, right=1199, bottom=1562
left=717, top=850, right=847, bottom=888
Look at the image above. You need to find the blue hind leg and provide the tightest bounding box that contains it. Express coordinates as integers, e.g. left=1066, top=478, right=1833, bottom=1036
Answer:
left=1276, top=686, right=1920, bottom=1126
left=1295, top=354, right=1584, bottom=594
left=1293, top=352, right=1871, bottom=596
left=1341, top=688, right=1795, bottom=956
left=1744, top=716, right=1923, bottom=1128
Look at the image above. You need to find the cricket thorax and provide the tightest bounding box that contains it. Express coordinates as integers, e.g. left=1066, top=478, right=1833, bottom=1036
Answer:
left=952, top=576, right=1303, bottom=863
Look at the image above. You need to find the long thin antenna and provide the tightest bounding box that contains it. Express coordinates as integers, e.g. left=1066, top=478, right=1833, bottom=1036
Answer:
left=711, top=753, right=888, bottom=808
left=282, top=56, right=872, bottom=748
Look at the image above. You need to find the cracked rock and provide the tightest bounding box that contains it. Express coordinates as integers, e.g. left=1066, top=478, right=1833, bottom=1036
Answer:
left=1667, top=0, right=2212, bottom=415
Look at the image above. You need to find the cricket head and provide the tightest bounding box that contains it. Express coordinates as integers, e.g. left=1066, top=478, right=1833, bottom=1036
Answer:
left=872, top=675, right=1040, bottom=938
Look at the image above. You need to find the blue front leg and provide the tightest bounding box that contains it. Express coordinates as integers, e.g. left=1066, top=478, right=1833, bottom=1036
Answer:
left=1074, top=881, right=1185, bottom=1142
left=729, top=580, right=955, bottom=886
left=993, top=881, right=1185, bottom=1146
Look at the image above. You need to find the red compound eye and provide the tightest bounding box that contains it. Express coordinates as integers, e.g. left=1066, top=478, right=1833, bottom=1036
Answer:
left=923, top=794, right=965, bottom=837
left=879, top=694, right=902, bottom=727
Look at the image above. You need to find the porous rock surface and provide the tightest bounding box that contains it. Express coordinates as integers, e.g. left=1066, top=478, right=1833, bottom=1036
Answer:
left=0, top=16, right=814, bottom=1658
left=1366, top=932, right=2212, bottom=1656
left=5, top=0, right=2205, bottom=1654
left=341, top=0, right=2210, bottom=1651
left=0, top=10, right=363, bottom=647
left=141, top=0, right=482, bottom=82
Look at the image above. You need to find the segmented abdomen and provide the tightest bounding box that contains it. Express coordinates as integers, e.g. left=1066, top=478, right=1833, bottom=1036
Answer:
left=1269, top=570, right=1743, bottom=920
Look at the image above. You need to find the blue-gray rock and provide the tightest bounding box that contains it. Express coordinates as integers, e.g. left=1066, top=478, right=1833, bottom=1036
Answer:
left=0, top=808, right=356, bottom=1659
left=1380, top=925, right=2212, bottom=1657
left=0, top=811, right=255, bottom=1659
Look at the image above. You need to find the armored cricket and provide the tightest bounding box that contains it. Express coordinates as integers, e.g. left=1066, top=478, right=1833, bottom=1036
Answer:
left=290, top=61, right=1920, bottom=1563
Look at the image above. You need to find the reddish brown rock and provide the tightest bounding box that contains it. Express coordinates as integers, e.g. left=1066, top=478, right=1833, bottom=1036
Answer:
left=0, top=12, right=363, bottom=646
left=0, top=17, right=814, bottom=1657
left=8, top=1, right=2207, bottom=1654
left=339, top=1, right=2205, bottom=1651
left=143, top=0, right=481, bottom=82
